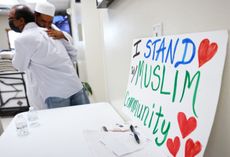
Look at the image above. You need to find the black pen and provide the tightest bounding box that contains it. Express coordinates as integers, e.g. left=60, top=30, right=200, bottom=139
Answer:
left=130, top=125, right=140, bottom=144
left=102, top=126, right=108, bottom=132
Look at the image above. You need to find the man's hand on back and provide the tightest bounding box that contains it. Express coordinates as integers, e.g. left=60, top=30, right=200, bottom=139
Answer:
left=46, top=29, right=67, bottom=40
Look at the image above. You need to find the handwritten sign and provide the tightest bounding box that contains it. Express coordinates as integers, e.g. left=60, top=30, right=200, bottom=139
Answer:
left=123, top=30, right=228, bottom=157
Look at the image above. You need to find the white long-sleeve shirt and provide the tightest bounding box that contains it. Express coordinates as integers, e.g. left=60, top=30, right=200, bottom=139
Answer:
left=51, top=24, right=77, bottom=63
left=12, top=22, right=83, bottom=109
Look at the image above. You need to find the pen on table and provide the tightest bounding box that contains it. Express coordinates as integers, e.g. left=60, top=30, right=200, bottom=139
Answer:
left=130, top=125, right=140, bottom=144
left=102, top=125, right=129, bottom=132
left=102, top=126, right=108, bottom=132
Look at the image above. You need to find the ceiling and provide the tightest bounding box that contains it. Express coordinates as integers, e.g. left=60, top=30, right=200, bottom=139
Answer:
left=0, top=0, right=70, bottom=15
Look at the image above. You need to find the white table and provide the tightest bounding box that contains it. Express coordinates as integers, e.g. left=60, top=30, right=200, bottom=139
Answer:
left=0, top=102, right=125, bottom=157
left=0, top=102, right=162, bottom=157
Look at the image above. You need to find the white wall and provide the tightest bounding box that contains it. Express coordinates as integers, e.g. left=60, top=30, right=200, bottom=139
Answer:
left=80, top=0, right=109, bottom=102
left=80, top=0, right=230, bottom=156
left=0, top=15, right=10, bottom=50
left=70, top=2, right=88, bottom=82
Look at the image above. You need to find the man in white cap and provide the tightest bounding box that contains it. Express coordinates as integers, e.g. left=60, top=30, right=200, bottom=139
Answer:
left=25, top=1, right=81, bottom=109
left=34, top=1, right=76, bottom=63
left=8, top=4, right=90, bottom=110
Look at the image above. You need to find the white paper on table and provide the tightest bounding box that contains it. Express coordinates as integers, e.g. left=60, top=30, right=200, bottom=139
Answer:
left=83, top=130, right=151, bottom=157
left=100, top=131, right=149, bottom=156
left=83, top=130, right=117, bottom=157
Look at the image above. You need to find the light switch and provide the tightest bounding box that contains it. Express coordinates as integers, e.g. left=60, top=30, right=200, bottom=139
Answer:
left=153, top=23, right=162, bottom=37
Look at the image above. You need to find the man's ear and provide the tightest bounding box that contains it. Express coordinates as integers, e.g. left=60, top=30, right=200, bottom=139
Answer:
left=18, top=17, right=25, bottom=25
left=17, top=17, right=26, bottom=31
left=34, top=12, right=41, bottom=20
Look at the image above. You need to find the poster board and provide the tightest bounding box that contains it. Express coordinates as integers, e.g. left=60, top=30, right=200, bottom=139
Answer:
left=123, top=30, right=228, bottom=157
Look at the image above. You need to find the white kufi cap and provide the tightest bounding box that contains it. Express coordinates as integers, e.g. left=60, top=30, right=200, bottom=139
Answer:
left=35, top=2, right=55, bottom=17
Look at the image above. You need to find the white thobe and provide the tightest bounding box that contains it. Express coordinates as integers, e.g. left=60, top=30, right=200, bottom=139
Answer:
left=51, top=24, right=77, bottom=63
left=12, top=22, right=83, bottom=109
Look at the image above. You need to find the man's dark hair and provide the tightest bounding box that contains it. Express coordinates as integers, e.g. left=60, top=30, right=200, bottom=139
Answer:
left=13, top=4, right=35, bottom=23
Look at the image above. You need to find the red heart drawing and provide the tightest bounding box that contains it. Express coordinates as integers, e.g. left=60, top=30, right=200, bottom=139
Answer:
left=185, top=138, right=202, bottom=157
left=167, top=136, right=180, bottom=157
left=178, top=112, right=197, bottom=138
left=198, top=39, right=218, bottom=67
